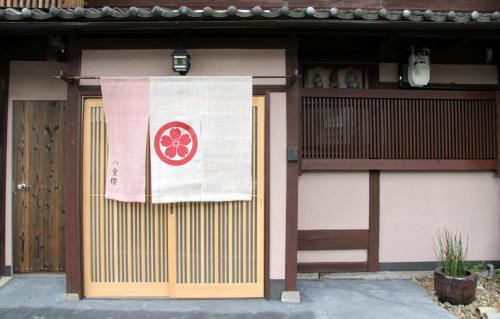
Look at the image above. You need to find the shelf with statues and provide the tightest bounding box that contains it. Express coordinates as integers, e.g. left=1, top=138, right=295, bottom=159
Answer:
left=302, top=64, right=378, bottom=90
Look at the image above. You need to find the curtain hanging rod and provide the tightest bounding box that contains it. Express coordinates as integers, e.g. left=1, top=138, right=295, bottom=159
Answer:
left=53, top=71, right=300, bottom=84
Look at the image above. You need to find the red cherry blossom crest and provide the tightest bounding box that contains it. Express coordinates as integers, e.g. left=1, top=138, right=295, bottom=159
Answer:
left=154, top=121, right=198, bottom=166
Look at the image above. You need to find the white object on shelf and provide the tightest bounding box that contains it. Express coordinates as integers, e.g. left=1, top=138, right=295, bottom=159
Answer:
left=408, top=46, right=430, bottom=87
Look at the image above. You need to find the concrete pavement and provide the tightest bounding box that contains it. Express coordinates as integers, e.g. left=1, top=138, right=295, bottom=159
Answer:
left=0, top=275, right=456, bottom=319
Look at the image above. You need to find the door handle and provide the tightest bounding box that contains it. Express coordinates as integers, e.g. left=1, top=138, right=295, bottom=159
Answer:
left=16, top=183, right=31, bottom=191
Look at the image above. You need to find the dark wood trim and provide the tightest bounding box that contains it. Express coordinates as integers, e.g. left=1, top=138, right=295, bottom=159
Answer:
left=253, top=85, right=287, bottom=94
left=78, top=86, right=101, bottom=93
left=284, top=40, right=300, bottom=292
left=367, top=171, right=380, bottom=272
left=381, top=260, right=500, bottom=271
left=298, top=262, right=368, bottom=273
left=64, top=38, right=83, bottom=296
left=298, top=230, right=369, bottom=250
left=399, top=83, right=499, bottom=91
left=78, top=37, right=292, bottom=50
left=0, top=50, right=8, bottom=276
left=496, top=91, right=500, bottom=175
left=264, top=91, right=271, bottom=300
left=301, top=88, right=496, bottom=100
left=379, top=82, right=499, bottom=91
left=302, top=159, right=497, bottom=171
left=4, top=20, right=500, bottom=34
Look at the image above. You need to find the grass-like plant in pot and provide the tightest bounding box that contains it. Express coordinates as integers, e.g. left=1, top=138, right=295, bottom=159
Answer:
left=433, top=229, right=477, bottom=305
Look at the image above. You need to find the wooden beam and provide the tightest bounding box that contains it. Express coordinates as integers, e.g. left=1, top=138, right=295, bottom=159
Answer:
left=298, top=230, right=369, bottom=250
left=284, top=40, right=300, bottom=292
left=64, top=37, right=83, bottom=296
left=78, top=37, right=293, bottom=50
left=0, top=49, right=8, bottom=276
left=302, top=159, right=497, bottom=171
left=367, top=171, right=380, bottom=272
left=298, top=262, right=368, bottom=273
left=301, top=88, right=496, bottom=100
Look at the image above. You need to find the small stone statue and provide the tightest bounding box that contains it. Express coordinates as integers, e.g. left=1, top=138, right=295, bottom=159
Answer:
left=329, top=69, right=339, bottom=88
left=313, top=73, right=324, bottom=88
left=346, top=70, right=361, bottom=89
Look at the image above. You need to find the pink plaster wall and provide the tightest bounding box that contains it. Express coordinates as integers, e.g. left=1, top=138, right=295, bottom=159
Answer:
left=380, top=172, right=500, bottom=262
left=297, top=172, right=369, bottom=265
left=298, top=172, right=369, bottom=230
left=298, top=250, right=367, bottom=263
left=269, top=93, right=287, bottom=279
left=80, top=49, right=286, bottom=86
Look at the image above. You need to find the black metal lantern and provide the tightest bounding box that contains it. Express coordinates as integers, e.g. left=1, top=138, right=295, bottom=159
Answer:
left=171, top=48, right=190, bottom=75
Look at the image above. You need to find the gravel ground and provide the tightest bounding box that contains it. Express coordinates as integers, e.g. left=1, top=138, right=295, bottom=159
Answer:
left=417, top=273, right=500, bottom=319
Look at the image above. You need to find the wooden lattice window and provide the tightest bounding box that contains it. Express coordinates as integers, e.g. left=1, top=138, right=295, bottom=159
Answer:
left=301, top=89, right=497, bottom=170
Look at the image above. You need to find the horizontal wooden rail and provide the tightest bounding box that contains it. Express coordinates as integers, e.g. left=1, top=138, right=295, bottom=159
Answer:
left=301, top=88, right=496, bottom=100
left=298, top=229, right=368, bottom=251
left=302, top=159, right=497, bottom=171
left=298, top=262, right=368, bottom=273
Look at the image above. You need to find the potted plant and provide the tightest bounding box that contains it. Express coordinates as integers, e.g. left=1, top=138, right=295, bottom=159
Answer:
left=433, top=229, right=477, bottom=305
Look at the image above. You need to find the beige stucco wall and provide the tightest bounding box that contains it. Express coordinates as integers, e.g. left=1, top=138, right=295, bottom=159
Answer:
left=5, top=61, right=68, bottom=267
left=380, top=172, right=500, bottom=262
left=81, top=49, right=286, bottom=86
left=379, top=63, right=498, bottom=85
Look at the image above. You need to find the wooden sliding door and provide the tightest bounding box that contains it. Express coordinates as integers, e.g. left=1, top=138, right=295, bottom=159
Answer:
left=82, top=96, right=265, bottom=298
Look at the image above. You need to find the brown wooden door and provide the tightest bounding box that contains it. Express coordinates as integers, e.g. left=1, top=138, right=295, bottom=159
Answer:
left=12, top=101, right=65, bottom=273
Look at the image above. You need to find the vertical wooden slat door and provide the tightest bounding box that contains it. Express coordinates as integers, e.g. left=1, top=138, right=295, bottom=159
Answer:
left=12, top=101, right=65, bottom=273
left=168, top=96, right=265, bottom=298
left=83, top=98, right=170, bottom=297
left=82, top=96, right=265, bottom=298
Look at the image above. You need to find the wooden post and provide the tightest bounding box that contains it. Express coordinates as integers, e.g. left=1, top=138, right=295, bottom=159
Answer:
left=64, top=37, right=83, bottom=296
left=264, top=91, right=271, bottom=299
left=496, top=92, right=500, bottom=175
left=367, top=170, right=380, bottom=272
left=284, top=40, right=300, bottom=293
left=0, top=49, right=8, bottom=276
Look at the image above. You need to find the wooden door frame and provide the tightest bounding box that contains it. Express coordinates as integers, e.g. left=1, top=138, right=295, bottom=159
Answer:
left=69, top=84, right=275, bottom=298
left=0, top=50, right=8, bottom=276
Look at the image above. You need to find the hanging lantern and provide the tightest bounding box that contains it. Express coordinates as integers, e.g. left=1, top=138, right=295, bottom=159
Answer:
left=171, top=48, right=190, bottom=75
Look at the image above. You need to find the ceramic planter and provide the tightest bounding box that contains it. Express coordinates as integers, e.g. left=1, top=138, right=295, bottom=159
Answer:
left=434, top=268, right=478, bottom=305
